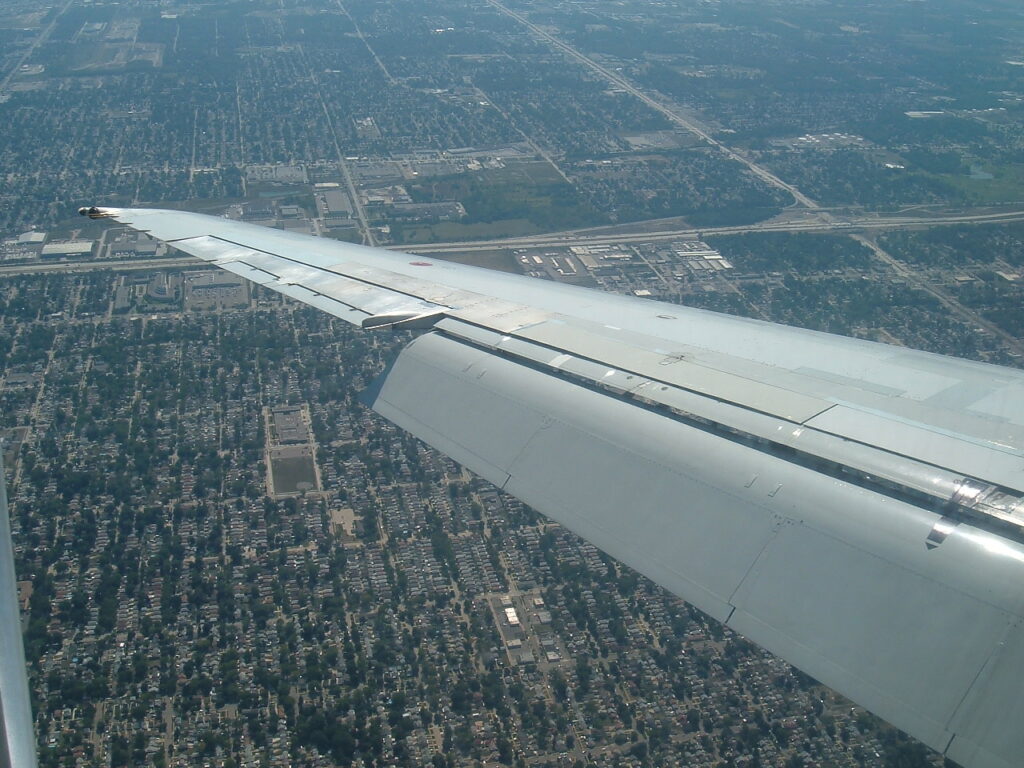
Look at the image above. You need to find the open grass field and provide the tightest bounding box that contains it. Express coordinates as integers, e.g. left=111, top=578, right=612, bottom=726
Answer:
left=270, top=455, right=318, bottom=496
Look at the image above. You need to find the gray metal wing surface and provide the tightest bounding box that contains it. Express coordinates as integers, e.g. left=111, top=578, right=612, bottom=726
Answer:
left=86, top=207, right=1024, bottom=768
left=1, top=445, right=39, bottom=768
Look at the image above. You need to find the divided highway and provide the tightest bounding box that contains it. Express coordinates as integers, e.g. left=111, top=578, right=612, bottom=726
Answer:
left=3, top=207, right=1024, bottom=278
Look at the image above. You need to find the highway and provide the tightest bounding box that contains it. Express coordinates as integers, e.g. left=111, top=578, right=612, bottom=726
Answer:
left=399, top=207, right=1024, bottom=253
left=3, top=207, right=1024, bottom=278
left=297, top=44, right=377, bottom=247
left=852, top=233, right=1024, bottom=358
left=485, top=0, right=820, bottom=210
left=0, top=0, right=74, bottom=98
left=0, top=257, right=199, bottom=277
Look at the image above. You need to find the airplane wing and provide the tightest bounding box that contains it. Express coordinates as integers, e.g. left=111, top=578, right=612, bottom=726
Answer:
left=83, top=207, right=1024, bottom=768
left=1, top=445, right=39, bottom=768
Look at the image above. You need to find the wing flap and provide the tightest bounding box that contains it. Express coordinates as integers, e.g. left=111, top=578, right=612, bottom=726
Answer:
left=728, top=523, right=1016, bottom=756
left=364, top=331, right=1024, bottom=768
left=364, top=332, right=780, bottom=622
left=946, top=620, right=1024, bottom=768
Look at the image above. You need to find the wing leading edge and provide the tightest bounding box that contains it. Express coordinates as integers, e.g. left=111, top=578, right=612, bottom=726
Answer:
left=86, top=206, right=1024, bottom=768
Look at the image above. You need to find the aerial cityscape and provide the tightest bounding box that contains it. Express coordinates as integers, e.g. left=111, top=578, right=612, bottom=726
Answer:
left=3, top=0, right=1024, bottom=766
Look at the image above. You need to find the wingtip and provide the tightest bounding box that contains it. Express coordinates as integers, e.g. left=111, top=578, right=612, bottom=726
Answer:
left=78, top=206, right=117, bottom=219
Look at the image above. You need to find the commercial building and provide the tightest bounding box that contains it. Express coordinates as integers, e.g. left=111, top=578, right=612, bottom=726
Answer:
left=40, top=241, right=94, bottom=259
